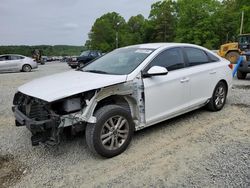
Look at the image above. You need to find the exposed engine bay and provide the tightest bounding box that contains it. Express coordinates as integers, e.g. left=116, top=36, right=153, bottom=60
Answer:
left=12, top=78, right=145, bottom=146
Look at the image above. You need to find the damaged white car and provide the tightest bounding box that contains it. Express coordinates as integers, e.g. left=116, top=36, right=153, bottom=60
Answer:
left=12, top=43, right=232, bottom=157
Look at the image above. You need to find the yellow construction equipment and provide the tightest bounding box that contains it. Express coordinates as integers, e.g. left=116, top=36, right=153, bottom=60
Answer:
left=217, top=34, right=250, bottom=64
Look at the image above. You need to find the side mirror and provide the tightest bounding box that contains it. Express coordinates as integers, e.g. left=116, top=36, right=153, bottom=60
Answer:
left=143, top=66, right=168, bottom=77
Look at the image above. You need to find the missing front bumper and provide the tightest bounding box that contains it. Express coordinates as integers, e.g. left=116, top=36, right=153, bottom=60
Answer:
left=12, top=106, right=61, bottom=146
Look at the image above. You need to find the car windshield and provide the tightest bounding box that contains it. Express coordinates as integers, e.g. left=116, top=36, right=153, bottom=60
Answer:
left=80, top=51, right=90, bottom=56
left=80, top=48, right=154, bottom=75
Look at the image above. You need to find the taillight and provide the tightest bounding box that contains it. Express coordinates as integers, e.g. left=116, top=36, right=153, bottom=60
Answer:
left=228, top=64, right=233, bottom=70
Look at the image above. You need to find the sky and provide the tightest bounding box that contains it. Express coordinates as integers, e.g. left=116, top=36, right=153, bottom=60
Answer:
left=0, top=0, right=159, bottom=46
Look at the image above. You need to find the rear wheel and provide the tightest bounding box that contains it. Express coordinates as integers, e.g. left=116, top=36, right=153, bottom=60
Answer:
left=86, top=105, right=134, bottom=158
left=22, top=64, right=32, bottom=72
left=226, top=51, right=240, bottom=64
left=207, top=81, right=227, bottom=111
left=237, top=70, right=247, bottom=80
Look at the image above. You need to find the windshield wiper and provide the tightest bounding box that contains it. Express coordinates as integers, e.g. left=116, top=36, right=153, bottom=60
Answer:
left=83, top=70, right=109, bottom=74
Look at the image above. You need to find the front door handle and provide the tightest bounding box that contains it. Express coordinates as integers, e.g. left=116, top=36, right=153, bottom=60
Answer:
left=210, top=71, right=216, bottom=74
left=180, top=77, right=190, bottom=83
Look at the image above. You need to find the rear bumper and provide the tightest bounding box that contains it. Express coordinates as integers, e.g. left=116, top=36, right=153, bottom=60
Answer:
left=31, top=62, right=38, bottom=69
left=12, top=106, right=60, bottom=146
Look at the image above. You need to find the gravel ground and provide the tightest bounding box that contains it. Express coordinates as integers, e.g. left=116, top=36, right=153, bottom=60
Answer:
left=0, top=62, right=249, bottom=188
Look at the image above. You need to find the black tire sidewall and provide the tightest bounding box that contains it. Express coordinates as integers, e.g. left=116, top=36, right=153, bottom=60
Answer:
left=92, top=106, right=134, bottom=158
left=237, top=70, right=246, bottom=79
left=211, top=82, right=227, bottom=111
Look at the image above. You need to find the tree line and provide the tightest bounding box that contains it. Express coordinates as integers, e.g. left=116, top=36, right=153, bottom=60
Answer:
left=85, top=0, right=250, bottom=52
left=0, top=45, right=85, bottom=57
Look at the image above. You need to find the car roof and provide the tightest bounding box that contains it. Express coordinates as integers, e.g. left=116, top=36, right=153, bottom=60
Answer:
left=123, top=43, right=206, bottom=50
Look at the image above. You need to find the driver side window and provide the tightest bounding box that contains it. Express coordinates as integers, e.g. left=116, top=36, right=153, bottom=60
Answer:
left=146, top=48, right=185, bottom=72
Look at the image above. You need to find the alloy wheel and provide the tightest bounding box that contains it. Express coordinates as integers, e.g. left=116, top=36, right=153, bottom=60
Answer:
left=23, top=65, right=31, bottom=72
left=101, top=115, right=129, bottom=150
left=214, top=86, right=225, bottom=108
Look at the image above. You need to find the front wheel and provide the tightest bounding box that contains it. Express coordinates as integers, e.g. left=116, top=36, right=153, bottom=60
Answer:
left=207, top=81, right=227, bottom=111
left=86, top=105, right=134, bottom=158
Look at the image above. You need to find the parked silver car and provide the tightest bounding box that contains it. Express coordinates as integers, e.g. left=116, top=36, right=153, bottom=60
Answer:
left=0, top=54, right=38, bottom=72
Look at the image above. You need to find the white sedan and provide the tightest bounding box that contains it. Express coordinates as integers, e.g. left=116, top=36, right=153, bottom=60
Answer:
left=0, top=54, right=38, bottom=72
left=12, top=43, right=232, bottom=157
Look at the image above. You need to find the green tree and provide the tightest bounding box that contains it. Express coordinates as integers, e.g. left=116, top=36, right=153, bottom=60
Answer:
left=213, top=0, right=239, bottom=45
left=176, top=0, right=221, bottom=49
left=86, top=12, right=126, bottom=52
left=214, top=0, right=250, bottom=44
left=126, top=14, right=147, bottom=45
left=84, top=0, right=250, bottom=51
left=0, top=45, right=85, bottom=57
left=148, top=0, right=177, bottom=42
left=235, top=0, right=250, bottom=33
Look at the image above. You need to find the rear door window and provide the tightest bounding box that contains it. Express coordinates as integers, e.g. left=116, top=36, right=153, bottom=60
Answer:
left=184, top=47, right=209, bottom=66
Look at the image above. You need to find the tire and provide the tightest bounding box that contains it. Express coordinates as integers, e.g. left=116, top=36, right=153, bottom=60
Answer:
left=86, top=105, right=134, bottom=158
left=22, top=64, right=32, bottom=72
left=225, top=51, right=240, bottom=64
left=207, top=81, right=227, bottom=112
left=78, top=62, right=84, bottom=68
left=237, top=70, right=247, bottom=80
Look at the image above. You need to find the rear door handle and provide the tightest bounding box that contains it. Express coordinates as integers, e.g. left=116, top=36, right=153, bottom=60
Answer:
left=180, top=77, right=190, bottom=83
left=209, top=71, right=216, bottom=74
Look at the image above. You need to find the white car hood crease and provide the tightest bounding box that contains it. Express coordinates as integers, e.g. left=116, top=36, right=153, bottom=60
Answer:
left=18, top=70, right=127, bottom=102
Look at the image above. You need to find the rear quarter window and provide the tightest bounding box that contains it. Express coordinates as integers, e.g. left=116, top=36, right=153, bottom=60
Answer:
left=206, top=52, right=220, bottom=62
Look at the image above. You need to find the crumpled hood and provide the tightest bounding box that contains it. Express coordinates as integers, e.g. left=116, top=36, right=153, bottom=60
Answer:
left=18, top=70, right=127, bottom=102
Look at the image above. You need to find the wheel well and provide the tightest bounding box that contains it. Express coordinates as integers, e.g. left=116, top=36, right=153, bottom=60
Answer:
left=219, top=79, right=228, bottom=93
left=94, top=95, right=131, bottom=114
left=22, top=64, right=31, bottom=68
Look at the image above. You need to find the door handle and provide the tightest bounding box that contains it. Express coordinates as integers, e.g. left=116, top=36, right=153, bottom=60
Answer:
left=180, top=77, right=189, bottom=83
left=209, top=71, right=216, bottom=74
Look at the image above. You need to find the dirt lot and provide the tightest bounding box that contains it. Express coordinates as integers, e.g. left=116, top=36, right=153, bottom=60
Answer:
left=0, top=62, right=249, bottom=188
